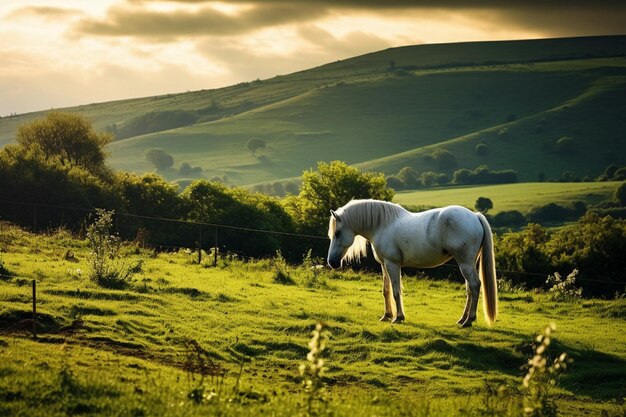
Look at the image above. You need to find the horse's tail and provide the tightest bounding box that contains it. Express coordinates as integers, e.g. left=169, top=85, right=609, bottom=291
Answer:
left=477, top=212, right=498, bottom=325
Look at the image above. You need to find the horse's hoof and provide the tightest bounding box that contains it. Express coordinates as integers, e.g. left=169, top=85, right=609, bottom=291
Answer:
left=392, top=316, right=405, bottom=324
left=456, top=317, right=466, bottom=325
left=380, top=314, right=393, bottom=322
left=459, top=317, right=475, bottom=328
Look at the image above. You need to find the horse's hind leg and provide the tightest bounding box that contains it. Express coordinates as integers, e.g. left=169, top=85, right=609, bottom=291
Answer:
left=384, top=262, right=405, bottom=323
left=380, top=266, right=394, bottom=321
left=458, top=262, right=481, bottom=328
left=457, top=281, right=471, bottom=325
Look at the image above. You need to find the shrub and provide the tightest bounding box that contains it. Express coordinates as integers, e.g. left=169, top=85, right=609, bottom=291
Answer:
left=86, top=209, right=134, bottom=289
left=526, top=201, right=586, bottom=223
left=452, top=166, right=517, bottom=185
left=554, top=136, right=577, bottom=154
left=397, top=167, right=420, bottom=188
left=431, top=149, right=458, bottom=171
left=299, top=322, right=330, bottom=416
left=492, top=210, right=527, bottom=228
left=246, top=138, right=266, bottom=156
left=145, top=148, right=174, bottom=171
left=385, top=175, right=404, bottom=190
left=475, top=197, right=493, bottom=214
left=475, top=143, right=489, bottom=156
left=522, top=324, right=571, bottom=417
left=16, top=111, right=111, bottom=176
left=546, top=269, right=582, bottom=301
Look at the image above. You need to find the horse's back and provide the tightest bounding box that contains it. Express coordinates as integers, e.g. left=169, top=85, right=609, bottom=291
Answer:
left=397, top=205, right=483, bottom=266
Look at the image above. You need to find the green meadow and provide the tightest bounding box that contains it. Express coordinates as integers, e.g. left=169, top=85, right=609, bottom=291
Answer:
left=1, top=224, right=625, bottom=416
left=394, top=182, right=622, bottom=214
left=1, top=36, right=625, bottom=188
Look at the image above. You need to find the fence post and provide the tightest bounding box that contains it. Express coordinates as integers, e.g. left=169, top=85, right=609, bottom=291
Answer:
left=32, top=280, right=37, bottom=340
left=213, top=227, right=218, bottom=267
left=197, top=226, right=203, bottom=264
left=33, top=205, right=37, bottom=233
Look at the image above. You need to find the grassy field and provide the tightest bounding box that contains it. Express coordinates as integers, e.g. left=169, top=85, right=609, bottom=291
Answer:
left=1, top=36, right=625, bottom=188
left=1, top=223, right=625, bottom=416
left=394, top=182, right=621, bottom=214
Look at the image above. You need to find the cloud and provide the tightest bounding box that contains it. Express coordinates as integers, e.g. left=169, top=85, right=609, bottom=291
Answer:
left=489, top=6, right=626, bottom=37
left=73, top=1, right=626, bottom=41
left=298, top=25, right=390, bottom=57
left=73, top=3, right=327, bottom=39
left=6, top=5, right=83, bottom=21
left=196, top=26, right=390, bottom=81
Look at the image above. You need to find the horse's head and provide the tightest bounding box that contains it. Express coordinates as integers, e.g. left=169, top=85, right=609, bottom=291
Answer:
left=327, top=209, right=357, bottom=269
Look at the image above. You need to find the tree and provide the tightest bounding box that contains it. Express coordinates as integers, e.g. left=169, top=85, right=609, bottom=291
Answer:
left=475, top=197, right=493, bottom=214
left=397, top=167, right=420, bottom=188
left=554, top=136, right=577, bottom=154
left=246, top=138, right=266, bottom=156
left=287, top=161, right=394, bottom=234
left=431, top=149, right=457, bottom=171
left=16, top=111, right=112, bottom=176
left=145, top=148, right=174, bottom=171
left=475, top=143, right=489, bottom=156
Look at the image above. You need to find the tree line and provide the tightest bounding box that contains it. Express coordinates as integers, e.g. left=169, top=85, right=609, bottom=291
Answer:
left=0, top=112, right=624, bottom=295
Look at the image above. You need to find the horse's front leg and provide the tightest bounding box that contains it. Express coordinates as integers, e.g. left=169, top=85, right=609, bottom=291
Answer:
left=384, top=262, right=405, bottom=323
left=380, top=265, right=394, bottom=322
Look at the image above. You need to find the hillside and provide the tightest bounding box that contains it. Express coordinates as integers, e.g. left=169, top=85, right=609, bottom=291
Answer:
left=1, top=35, right=625, bottom=187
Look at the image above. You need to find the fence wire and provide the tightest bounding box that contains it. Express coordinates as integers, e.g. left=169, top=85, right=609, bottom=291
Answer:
left=0, top=199, right=623, bottom=288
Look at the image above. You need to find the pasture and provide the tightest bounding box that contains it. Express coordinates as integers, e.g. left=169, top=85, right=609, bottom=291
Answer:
left=394, top=181, right=621, bottom=215
left=1, top=224, right=625, bottom=416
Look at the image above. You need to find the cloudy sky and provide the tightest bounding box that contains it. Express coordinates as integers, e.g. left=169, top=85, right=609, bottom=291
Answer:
left=1, top=0, right=624, bottom=116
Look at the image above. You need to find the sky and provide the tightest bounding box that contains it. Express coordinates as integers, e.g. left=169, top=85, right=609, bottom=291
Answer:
left=1, top=1, right=624, bottom=116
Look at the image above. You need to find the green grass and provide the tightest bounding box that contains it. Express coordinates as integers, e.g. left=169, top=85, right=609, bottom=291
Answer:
left=1, top=36, right=625, bottom=188
left=1, top=223, right=625, bottom=416
left=394, top=181, right=621, bottom=214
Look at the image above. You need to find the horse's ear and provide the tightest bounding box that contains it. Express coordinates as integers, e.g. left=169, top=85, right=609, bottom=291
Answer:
left=330, top=210, right=339, bottom=221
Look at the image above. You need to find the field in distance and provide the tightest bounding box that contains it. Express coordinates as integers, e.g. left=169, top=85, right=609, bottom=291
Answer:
left=394, top=181, right=621, bottom=215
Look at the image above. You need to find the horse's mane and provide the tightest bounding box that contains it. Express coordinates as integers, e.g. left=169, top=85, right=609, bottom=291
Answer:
left=329, top=199, right=407, bottom=263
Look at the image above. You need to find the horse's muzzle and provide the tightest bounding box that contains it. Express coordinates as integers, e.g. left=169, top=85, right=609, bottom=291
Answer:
left=327, top=257, right=341, bottom=269
left=328, top=259, right=341, bottom=269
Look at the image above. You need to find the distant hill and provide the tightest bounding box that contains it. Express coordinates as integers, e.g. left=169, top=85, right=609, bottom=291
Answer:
left=1, top=35, right=625, bottom=188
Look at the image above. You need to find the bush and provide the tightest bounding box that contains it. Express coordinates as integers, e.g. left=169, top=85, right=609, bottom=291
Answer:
left=492, top=210, right=527, bottom=228
left=397, top=167, right=420, bottom=188
left=475, top=143, right=489, bottom=156
left=385, top=175, right=404, bottom=190
left=145, top=148, right=174, bottom=171
left=526, top=201, right=586, bottom=223
left=497, top=214, right=626, bottom=296
left=86, top=209, right=134, bottom=289
left=430, top=149, right=457, bottom=171
left=16, top=111, right=112, bottom=177
left=452, top=166, right=518, bottom=185
left=475, top=197, right=493, bottom=214
left=547, top=269, right=582, bottom=301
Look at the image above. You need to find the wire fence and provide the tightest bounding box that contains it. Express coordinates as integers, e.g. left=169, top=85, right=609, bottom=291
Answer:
left=0, top=199, right=624, bottom=290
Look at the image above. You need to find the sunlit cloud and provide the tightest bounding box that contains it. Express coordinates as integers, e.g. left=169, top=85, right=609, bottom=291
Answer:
left=0, top=0, right=623, bottom=116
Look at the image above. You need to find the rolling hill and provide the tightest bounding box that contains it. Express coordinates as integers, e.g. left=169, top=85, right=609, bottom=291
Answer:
left=1, top=35, right=625, bottom=188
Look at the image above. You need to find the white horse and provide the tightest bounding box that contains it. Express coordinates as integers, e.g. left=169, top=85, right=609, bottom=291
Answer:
left=327, top=199, right=497, bottom=327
